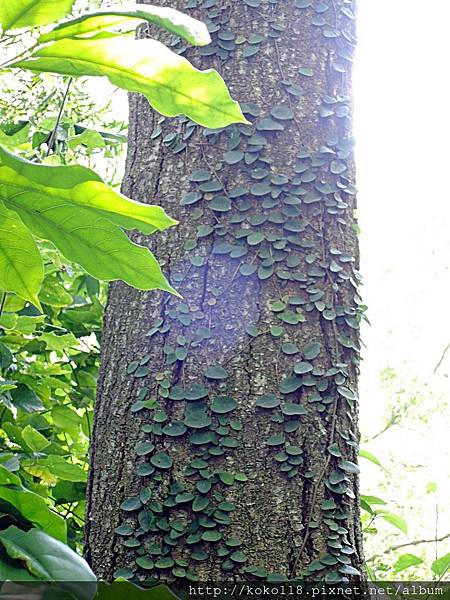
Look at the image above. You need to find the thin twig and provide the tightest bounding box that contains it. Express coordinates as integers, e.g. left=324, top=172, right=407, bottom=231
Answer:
left=433, top=342, right=450, bottom=375
left=45, top=78, right=73, bottom=157
left=366, top=532, right=450, bottom=563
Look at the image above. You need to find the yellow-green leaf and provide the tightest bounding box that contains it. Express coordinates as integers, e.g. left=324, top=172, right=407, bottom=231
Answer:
left=21, top=425, right=50, bottom=452
left=0, top=199, right=43, bottom=308
left=15, top=36, right=248, bottom=128
left=0, top=0, right=75, bottom=32
left=0, top=146, right=178, bottom=294
left=0, top=146, right=176, bottom=235
left=39, top=4, right=211, bottom=46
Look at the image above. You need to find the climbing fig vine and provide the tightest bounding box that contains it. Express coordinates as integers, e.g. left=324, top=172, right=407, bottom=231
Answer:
left=95, top=0, right=365, bottom=586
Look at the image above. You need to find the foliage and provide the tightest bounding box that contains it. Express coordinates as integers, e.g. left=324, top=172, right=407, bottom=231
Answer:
left=361, top=370, right=450, bottom=581
left=0, top=247, right=104, bottom=580
left=0, top=0, right=246, bottom=307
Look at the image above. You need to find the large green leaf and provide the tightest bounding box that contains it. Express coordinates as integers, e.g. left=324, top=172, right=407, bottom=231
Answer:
left=39, top=5, right=211, bottom=46
left=0, top=0, right=75, bottom=32
left=0, top=199, right=43, bottom=307
left=10, top=197, right=176, bottom=294
left=0, top=526, right=96, bottom=598
left=0, top=556, right=38, bottom=581
left=0, top=146, right=176, bottom=235
left=15, top=37, right=248, bottom=128
left=0, top=147, right=178, bottom=294
left=0, top=482, right=66, bottom=541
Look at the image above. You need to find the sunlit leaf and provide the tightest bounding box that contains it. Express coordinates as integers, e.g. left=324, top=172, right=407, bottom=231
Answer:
left=379, top=512, right=408, bottom=535
left=0, top=0, right=75, bottom=32
left=0, top=147, right=177, bottom=294
left=15, top=37, right=248, bottom=128
left=39, top=5, right=211, bottom=47
left=359, top=448, right=383, bottom=468
left=0, top=199, right=43, bottom=308
left=21, top=425, right=50, bottom=452
left=0, top=146, right=176, bottom=235
left=44, top=456, right=87, bottom=482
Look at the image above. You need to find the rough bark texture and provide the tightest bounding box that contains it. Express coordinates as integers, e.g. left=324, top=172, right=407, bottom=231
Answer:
left=85, top=0, right=364, bottom=583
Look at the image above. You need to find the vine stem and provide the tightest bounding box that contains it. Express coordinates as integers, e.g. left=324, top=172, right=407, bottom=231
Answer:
left=290, top=396, right=339, bottom=576
left=45, top=77, right=73, bottom=157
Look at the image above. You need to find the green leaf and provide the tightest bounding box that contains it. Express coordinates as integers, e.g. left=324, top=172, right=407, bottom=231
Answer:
left=393, top=553, right=423, bottom=572
left=218, top=472, right=235, bottom=486
left=16, top=37, right=248, bottom=129
left=0, top=0, right=75, bottom=32
left=0, top=199, right=43, bottom=308
left=0, top=146, right=177, bottom=294
left=210, top=396, right=237, bottom=414
left=360, top=495, right=386, bottom=506
left=0, top=466, right=20, bottom=486
left=266, top=434, right=285, bottom=446
left=204, top=365, right=228, bottom=380
left=0, top=526, right=95, bottom=597
left=21, top=425, right=50, bottom=452
left=0, top=483, right=66, bottom=541
left=0, top=556, right=38, bottom=580
left=281, top=402, right=306, bottom=416
left=150, top=452, right=173, bottom=470
left=96, top=582, right=179, bottom=600
left=380, top=512, right=408, bottom=535
left=0, top=146, right=175, bottom=235
left=431, top=552, right=450, bottom=577
left=202, top=530, right=222, bottom=542
left=255, top=394, right=280, bottom=409
left=337, top=460, right=359, bottom=474
left=39, top=5, right=211, bottom=47
left=10, top=383, right=44, bottom=412
left=279, top=376, right=302, bottom=394
left=359, top=449, right=383, bottom=468
left=303, top=341, right=321, bottom=360
left=44, top=456, right=87, bottom=482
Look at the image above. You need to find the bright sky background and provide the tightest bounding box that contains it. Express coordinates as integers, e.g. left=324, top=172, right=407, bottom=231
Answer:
left=355, top=0, right=450, bottom=402
left=355, top=0, right=449, bottom=549
left=355, top=0, right=449, bottom=425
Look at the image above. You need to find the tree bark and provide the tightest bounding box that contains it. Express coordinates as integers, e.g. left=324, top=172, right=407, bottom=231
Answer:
left=85, top=0, right=364, bottom=584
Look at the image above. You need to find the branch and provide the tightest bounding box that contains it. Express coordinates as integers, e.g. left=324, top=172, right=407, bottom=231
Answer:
left=433, top=342, right=450, bottom=375
left=366, top=532, right=450, bottom=562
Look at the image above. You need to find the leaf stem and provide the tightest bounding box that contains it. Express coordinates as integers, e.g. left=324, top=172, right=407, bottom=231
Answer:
left=0, top=292, right=6, bottom=318
left=45, top=77, right=73, bottom=157
left=0, top=43, right=38, bottom=70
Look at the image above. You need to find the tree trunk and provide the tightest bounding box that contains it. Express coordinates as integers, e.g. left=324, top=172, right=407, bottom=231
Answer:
left=85, top=0, right=364, bottom=584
